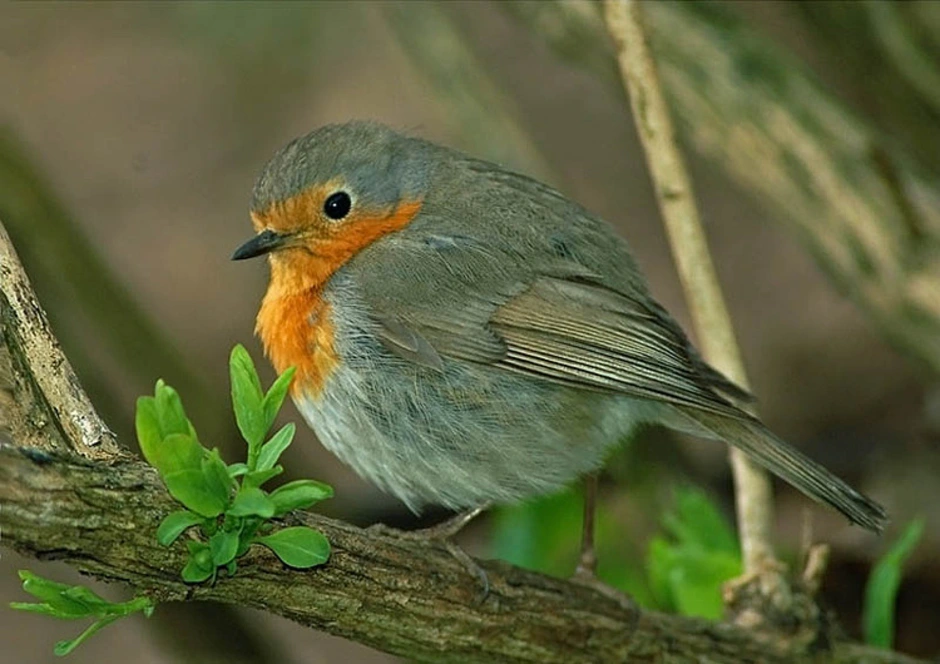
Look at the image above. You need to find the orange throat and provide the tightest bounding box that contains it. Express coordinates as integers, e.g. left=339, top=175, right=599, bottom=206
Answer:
left=253, top=198, right=422, bottom=398
left=257, top=279, right=336, bottom=399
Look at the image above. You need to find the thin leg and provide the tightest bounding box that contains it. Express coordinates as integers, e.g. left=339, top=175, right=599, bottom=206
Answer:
left=367, top=503, right=489, bottom=541
left=413, top=504, right=489, bottom=540
left=570, top=474, right=637, bottom=611
left=574, top=473, right=599, bottom=581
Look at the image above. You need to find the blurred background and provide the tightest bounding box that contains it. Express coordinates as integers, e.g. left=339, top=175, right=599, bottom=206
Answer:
left=1, top=1, right=938, bottom=662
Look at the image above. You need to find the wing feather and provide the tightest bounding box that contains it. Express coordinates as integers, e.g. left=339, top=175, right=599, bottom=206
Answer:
left=488, top=276, right=750, bottom=418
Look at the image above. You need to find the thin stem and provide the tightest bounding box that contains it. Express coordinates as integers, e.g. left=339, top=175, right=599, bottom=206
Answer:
left=602, top=0, right=776, bottom=574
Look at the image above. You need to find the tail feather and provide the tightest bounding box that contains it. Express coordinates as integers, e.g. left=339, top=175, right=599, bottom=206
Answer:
left=681, top=409, right=888, bottom=533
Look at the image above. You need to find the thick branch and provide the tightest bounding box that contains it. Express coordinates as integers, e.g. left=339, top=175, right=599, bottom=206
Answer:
left=1, top=448, right=921, bottom=664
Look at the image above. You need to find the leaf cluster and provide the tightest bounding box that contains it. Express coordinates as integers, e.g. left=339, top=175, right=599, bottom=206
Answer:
left=10, top=571, right=154, bottom=656
left=137, top=345, right=332, bottom=583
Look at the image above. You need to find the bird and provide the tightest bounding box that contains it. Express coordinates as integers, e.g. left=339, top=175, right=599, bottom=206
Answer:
left=233, top=121, right=887, bottom=578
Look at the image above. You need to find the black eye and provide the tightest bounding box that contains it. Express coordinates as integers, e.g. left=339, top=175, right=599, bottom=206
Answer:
left=323, top=191, right=352, bottom=220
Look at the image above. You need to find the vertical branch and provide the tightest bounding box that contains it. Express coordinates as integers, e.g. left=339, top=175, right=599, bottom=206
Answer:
left=602, top=0, right=776, bottom=574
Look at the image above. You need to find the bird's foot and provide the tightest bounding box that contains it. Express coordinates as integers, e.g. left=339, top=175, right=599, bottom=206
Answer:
left=367, top=505, right=491, bottom=603
left=571, top=547, right=636, bottom=611
left=570, top=568, right=637, bottom=612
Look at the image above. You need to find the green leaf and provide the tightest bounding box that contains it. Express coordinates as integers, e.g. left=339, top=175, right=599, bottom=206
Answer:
left=12, top=572, right=154, bottom=627
left=9, top=602, right=68, bottom=617
left=647, top=536, right=740, bottom=619
left=490, top=489, right=583, bottom=573
left=142, top=428, right=202, bottom=479
left=182, top=541, right=215, bottom=583
left=269, top=479, right=334, bottom=516
left=230, top=345, right=267, bottom=455
left=15, top=571, right=93, bottom=618
left=262, top=367, right=296, bottom=434
left=663, top=487, right=739, bottom=554
left=154, top=380, right=194, bottom=439
left=236, top=520, right=262, bottom=557
left=209, top=529, right=240, bottom=566
left=242, top=466, right=283, bottom=490
left=53, top=617, right=119, bottom=656
left=160, top=434, right=227, bottom=517
left=18, top=570, right=77, bottom=601
left=135, top=397, right=162, bottom=466
left=181, top=560, right=213, bottom=584
left=62, top=586, right=112, bottom=612
left=227, top=462, right=249, bottom=478
left=227, top=487, right=275, bottom=518
left=257, top=423, right=296, bottom=472
left=864, top=518, right=925, bottom=648
left=645, top=487, right=741, bottom=619
left=156, top=510, right=204, bottom=546
left=202, top=448, right=235, bottom=502
left=256, top=527, right=330, bottom=568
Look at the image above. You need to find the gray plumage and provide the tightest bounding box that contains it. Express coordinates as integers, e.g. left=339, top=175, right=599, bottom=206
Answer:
left=253, top=121, right=887, bottom=532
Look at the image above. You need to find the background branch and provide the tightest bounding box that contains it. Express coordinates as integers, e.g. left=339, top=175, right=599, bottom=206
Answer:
left=0, top=221, right=921, bottom=663
left=503, top=0, right=940, bottom=378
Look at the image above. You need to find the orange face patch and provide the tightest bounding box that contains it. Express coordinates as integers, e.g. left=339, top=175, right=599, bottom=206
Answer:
left=253, top=183, right=422, bottom=397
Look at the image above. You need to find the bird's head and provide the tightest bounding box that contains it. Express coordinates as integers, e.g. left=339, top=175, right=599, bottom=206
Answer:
left=233, top=121, right=432, bottom=291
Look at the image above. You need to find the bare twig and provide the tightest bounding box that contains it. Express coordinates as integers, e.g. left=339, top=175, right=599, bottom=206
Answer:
left=0, top=224, right=118, bottom=459
left=602, top=0, right=776, bottom=576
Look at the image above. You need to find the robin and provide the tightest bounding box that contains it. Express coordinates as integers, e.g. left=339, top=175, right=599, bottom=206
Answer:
left=233, top=121, right=886, bottom=579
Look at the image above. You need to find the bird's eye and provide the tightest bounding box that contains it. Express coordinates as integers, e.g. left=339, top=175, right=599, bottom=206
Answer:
left=323, top=191, right=352, bottom=220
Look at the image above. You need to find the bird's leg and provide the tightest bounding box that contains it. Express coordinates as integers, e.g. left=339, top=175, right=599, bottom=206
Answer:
left=569, top=474, right=638, bottom=611
left=411, top=504, right=489, bottom=540
left=574, top=472, right=599, bottom=582
left=368, top=504, right=489, bottom=540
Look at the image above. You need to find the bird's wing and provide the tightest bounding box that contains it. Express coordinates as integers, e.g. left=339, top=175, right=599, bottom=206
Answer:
left=485, top=275, right=751, bottom=417
left=354, top=229, right=750, bottom=418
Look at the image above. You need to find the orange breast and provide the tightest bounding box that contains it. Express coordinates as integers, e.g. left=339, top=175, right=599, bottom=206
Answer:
left=253, top=195, right=422, bottom=397
left=256, top=286, right=337, bottom=397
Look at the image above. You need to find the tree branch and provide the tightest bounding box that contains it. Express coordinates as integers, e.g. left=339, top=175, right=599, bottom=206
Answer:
left=503, top=0, right=940, bottom=377
left=0, top=446, right=921, bottom=664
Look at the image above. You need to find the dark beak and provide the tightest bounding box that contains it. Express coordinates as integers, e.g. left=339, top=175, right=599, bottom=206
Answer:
left=232, top=229, right=288, bottom=260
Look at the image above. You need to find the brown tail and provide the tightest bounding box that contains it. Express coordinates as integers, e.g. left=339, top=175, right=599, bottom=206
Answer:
left=681, top=409, right=888, bottom=533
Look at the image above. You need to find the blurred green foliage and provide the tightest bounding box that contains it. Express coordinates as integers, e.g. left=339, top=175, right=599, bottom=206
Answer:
left=645, top=488, right=741, bottom=619
left=491, top=485, right=740, bottom=618
left=864, top=518, right=925, bottom=648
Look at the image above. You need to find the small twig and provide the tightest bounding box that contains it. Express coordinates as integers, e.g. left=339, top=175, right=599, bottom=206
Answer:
left=602, top=0, right=777, bottom=575
left=505, top=1, right=940, bottom=375
left=802, top=544, right=831, bottom=596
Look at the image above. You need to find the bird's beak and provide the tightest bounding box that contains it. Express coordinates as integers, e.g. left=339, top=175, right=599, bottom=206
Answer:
left=231, top=229, right=288, bottom=261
